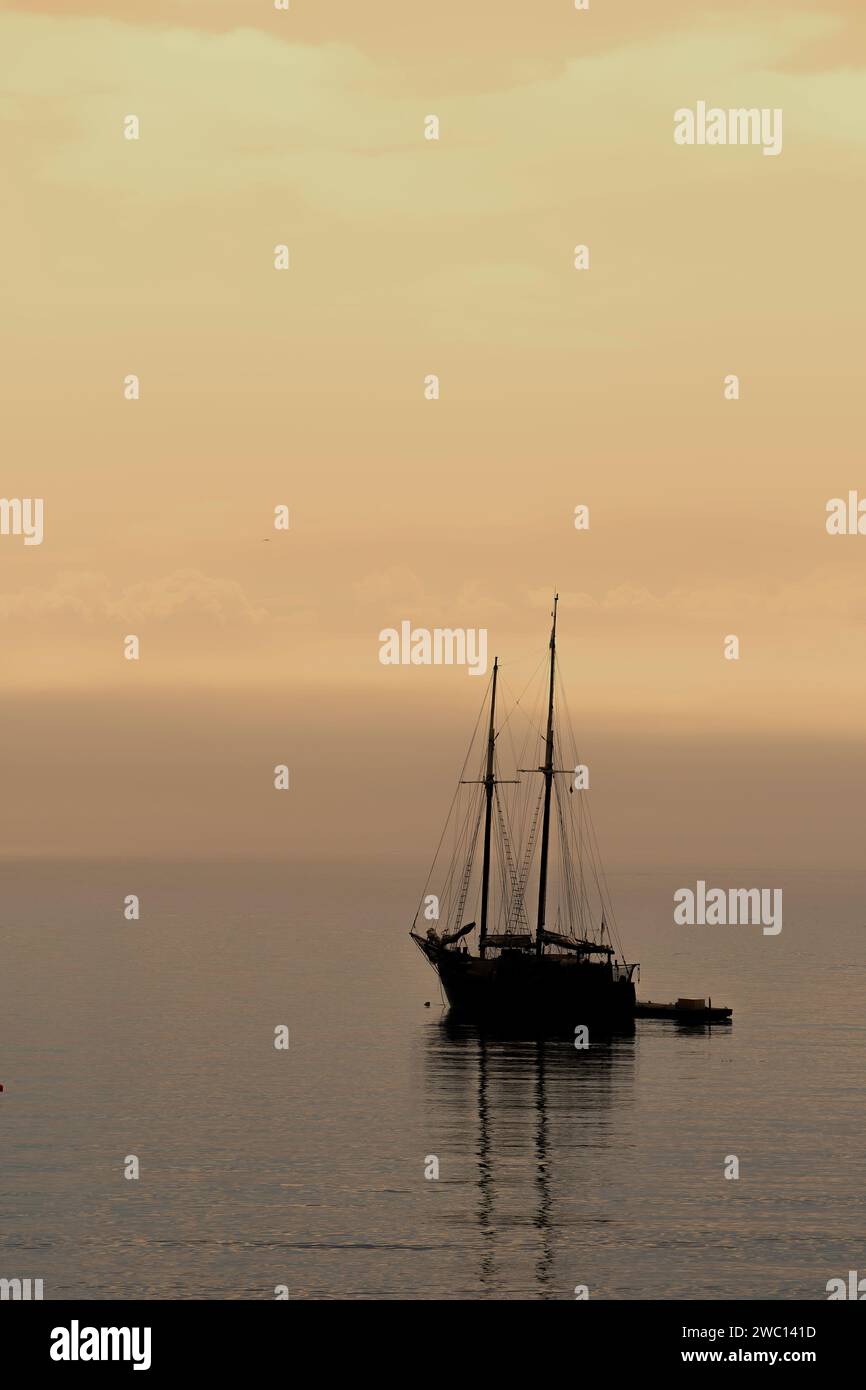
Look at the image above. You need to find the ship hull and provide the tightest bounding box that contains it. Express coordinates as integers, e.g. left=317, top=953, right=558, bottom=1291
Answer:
left=428, top=947, right=636, bottom=1028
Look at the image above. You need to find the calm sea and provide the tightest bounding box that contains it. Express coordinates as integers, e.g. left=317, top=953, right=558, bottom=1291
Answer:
left=1, top=860, right=863, bottom=1300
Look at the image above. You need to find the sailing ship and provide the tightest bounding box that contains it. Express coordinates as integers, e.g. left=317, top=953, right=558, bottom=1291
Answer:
left=410, top=594, right=640, bottom=1028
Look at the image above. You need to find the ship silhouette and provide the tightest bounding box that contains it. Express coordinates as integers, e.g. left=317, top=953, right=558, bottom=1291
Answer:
left=410, top=595, right=731, bottom=1031
left=411, top=595, right=639, bottom=1028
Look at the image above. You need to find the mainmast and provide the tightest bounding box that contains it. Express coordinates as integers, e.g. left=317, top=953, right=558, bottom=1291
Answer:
left=535, top=595, right=558, bottom=955
left=478, top=656, right=498, bottom=958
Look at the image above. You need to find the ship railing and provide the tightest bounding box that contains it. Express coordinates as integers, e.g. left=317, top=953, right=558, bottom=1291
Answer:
left=612, top=962, right=640, bottom=983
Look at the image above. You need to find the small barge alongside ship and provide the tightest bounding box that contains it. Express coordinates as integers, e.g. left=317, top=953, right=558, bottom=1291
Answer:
left=636, top=999, right=732, bottom=1024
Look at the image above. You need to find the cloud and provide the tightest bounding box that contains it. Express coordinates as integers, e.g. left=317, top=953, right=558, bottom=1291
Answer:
left=0, top=569, right=269, bottom=625
left=4, top=1, right=863, bottom=79
left=352, top=567, right=426, bottom=606
left=4, top=5, right=864, bottom=227
left=533, top=570, right=866, bottom=623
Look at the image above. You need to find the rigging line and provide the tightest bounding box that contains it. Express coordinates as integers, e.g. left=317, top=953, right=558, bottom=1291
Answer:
left=558, top=724, right=622, bottom=950
left=438, top=783, right=476, bottom=921
left=563, top=763, right=587, bottom=937
left=553, top=772, right=579, bottom=939
left=495, top=640, right=557, bottom=673
left=498, top=653, right=547, bottom=738
left=495, top=671, right=544, bottom=904
left=558, top=766, right=583, bottom=934
left=493, top=789, right=513, bottom=932
left=550, top=671, right=582, bottom=926
left=512, top=783, right=543, bottom=930
left=445, top=786, right=478, bottom=897
left=499, top=697, right=524, bottom=796
left=553, top=662, right=625, bottom=952
left=494, top=783, right=525, bottom=931
left=412, top=669, right=492, bottom=927
left=452, top=794, right=485, bottom=933
left=551, top=775, right=568, bottom=932
left=562, top=782, right=579, bottom=936
left=586, top=807, right=626, bottom=959
left=442, top=748, right=485, bottom=911
left=580, top=802, right=625, bottom=958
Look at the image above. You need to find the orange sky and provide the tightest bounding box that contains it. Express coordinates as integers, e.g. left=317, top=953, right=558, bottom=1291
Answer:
left=2, top=1, right=865, bottom=864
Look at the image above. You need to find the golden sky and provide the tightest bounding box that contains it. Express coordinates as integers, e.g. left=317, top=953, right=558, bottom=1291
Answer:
left=2, top=2, right=865, bottom=864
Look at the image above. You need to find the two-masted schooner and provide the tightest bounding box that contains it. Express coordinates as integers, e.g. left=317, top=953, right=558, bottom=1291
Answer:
left=411, top=595, right=640, bottom=1027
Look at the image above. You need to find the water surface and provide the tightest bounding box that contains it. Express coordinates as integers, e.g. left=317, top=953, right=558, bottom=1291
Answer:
left=1, top=861, right=862, bottom=1299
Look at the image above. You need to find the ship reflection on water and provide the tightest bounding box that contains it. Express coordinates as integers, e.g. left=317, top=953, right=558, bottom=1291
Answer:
left=421, top=1015, right=637, bottom=1299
